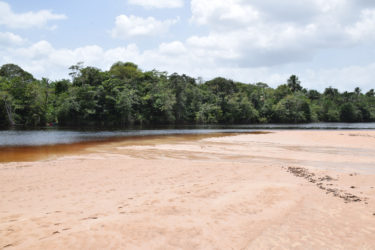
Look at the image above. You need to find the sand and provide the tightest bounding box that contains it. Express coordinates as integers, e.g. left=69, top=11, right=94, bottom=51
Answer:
left=1, top=130, right=375, bottom=249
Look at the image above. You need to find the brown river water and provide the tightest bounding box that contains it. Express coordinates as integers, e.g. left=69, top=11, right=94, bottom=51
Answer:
left=0, top=132, right=271, bottom=163
left=1, top=123, right=375, bottom=164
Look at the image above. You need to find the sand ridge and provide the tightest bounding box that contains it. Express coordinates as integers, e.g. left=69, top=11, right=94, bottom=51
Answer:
left=1, top=130, right=375, bottom=249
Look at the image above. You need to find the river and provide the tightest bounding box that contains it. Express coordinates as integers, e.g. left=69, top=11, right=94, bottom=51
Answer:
left=1, top=123, right=375, bottom=162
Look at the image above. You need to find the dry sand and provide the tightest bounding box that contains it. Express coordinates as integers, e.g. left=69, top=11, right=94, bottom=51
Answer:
left=1, top=130, right=375, bottom=249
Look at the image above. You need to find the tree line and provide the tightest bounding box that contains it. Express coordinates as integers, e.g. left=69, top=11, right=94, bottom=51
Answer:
left=1, top=62, right=374, bottom=128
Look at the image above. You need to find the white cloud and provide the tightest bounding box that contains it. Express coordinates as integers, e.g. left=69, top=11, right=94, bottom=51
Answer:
left=128, top=0, right=183, bottom=9
left=158, top=41, right=186, bottom=55
left=111, top=14, right=178, bottom=39
left=347, top=9, right=375, bottom=42
left=191, top=0, right=260, bottom=27
left=0, top=1, right=66, bottom=29
left=13, top=40, right=54, bottom=59
left=2, top=41, right=141, bottom=78
left=188, top=0, right=375, bottom=68
left=0, top=32, right=25, bottom=47
left=1, top=39, right=374, bottom=92
left=1, top=0, right=375, bottom=92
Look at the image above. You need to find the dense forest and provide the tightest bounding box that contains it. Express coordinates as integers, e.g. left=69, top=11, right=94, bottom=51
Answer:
left=1, top=62, right=375, bottom=128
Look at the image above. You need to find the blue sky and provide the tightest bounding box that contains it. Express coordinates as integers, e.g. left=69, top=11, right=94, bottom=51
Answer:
left=1, top=0, right=375, bottom=91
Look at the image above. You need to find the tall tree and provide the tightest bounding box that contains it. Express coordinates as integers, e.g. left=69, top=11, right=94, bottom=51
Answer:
left=287, top=75, right=302, bottom=92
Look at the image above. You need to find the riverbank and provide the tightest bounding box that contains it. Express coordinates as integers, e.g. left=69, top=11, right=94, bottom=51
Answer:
left=1, top=131, right=375, bottom=249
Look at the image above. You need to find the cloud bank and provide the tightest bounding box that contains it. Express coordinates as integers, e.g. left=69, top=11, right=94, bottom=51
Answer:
left=1, top=0, right=375, bottom=91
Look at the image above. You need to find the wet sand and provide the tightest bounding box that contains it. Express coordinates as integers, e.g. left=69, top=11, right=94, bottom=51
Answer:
left=1, top=130, right=375, bottom=249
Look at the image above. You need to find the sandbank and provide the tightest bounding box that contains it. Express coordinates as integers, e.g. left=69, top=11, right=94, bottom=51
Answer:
left=1, top=130, right=375, bottom=249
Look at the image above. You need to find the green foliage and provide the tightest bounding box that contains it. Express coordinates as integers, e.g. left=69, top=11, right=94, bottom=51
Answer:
left=73, top=66, right=104, bottom=87
left=274, top=84, right=292, bottom=103
left=0, top=64, right=34, bottom=81
left=115, top=85, right=138, bottom=125
left=54, top=79, right=70, bottom=95
left=307, top=90, right=320, bottom=100
left=195, top=103, right=222, bottom=124
left=109, top=61, right=144, bottom=83
left=366, top=89, right=374, bottom=97
left=274, top=95, right=311, bottom=123
left=318, top=99, right=340, bottom=122
left=168, top=73, right=197, bottom=123
left=340, top=103, right=358, bottom=122
left=324, top=87, right=339, bottom=97
left=149, top=79, right=176, bottom=123
left=224, top=93, right=259, bottom=123
left=1, top=64, right=374, bottom=128
left=287, top=75, right=302, bottom=92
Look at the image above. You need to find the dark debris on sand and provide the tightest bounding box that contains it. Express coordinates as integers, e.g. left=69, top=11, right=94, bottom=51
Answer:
left=286, top=166, right=363, bottom=203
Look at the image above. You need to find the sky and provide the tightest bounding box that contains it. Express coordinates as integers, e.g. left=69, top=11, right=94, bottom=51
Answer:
left=1, top=0, right=375, bottom=91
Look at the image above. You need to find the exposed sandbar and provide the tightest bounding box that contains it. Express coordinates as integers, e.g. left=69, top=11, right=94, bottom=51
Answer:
left=1, top=130, right=375, bottom=249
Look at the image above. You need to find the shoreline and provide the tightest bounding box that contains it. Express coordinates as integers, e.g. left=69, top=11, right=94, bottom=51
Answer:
left=1, top=130, right=375, bottom=249
left=0, top=132, right=274, bottom=163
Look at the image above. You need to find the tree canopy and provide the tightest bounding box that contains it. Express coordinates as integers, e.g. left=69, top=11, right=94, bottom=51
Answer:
left=1, top=62, right=374, bottom=128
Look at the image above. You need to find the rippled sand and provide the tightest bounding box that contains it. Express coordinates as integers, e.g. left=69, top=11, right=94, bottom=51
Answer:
left=1, top=131, right=375, bottom=249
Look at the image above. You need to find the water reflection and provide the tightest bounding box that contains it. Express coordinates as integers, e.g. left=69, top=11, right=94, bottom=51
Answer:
left=1, top=122, right=375, bottom=147
left=1, top=123, right=375, bottom=163
left=1, top=129, right=256, bottom=147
